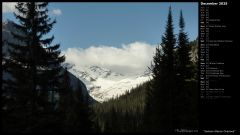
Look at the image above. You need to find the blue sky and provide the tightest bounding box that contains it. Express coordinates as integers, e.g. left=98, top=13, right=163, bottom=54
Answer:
left=3, top=2, right=198, bottom=51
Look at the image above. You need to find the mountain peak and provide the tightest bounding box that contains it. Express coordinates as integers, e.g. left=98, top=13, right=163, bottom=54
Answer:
left=64, top=62, right=151, bottom=102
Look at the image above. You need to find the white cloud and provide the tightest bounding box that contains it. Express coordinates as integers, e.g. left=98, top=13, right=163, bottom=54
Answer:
left=2, top=2, right=17, bottom=13
left=3, top=3, right=62, bottom=17
left=63, top=42, right=156, bottom=75
left=51, top=9, right=62, bottom=16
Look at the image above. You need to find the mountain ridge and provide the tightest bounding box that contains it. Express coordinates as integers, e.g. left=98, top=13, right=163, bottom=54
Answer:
left=62, top=62, right=152, bottom=102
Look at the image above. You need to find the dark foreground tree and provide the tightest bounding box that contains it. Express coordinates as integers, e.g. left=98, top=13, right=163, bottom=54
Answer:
left=3, top=2, right=65, bottom=132
left=176, top=10, right=192, bottom=80
left=144, top=6, right=176, bottom=133
left=174, top=10, right=198, bottom=129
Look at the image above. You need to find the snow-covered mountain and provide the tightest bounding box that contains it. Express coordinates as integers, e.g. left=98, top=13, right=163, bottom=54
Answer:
left=62, top=63, right=152, bottom=102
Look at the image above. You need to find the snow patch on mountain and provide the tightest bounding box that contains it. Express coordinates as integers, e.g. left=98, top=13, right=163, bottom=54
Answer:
left=62, top=63, right=152, bottom=102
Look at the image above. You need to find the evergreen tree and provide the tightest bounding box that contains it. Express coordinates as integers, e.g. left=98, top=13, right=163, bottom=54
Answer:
left=176, top=10, right=192, bottom=80
left=4, top=2, right=65, bottom=132
left=144, top=6, right=176, bottom=133
left=174, top=11, right=198, bottom=129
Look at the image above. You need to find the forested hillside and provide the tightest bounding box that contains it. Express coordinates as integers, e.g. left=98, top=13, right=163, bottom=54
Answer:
left=93, top=81, right=150, bottom=132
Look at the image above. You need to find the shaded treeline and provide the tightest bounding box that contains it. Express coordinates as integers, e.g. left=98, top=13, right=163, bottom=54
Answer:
left=93, top=82, right=149, bottom=132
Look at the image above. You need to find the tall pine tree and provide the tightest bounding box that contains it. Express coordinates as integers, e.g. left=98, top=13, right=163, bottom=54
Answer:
left=144, top=6, right=176, bottom=133
left=174, top=10, right=198, bottom=129
left=4, top=2, right=65, bottom=132
left=176, top=10, right=192, bottom=80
